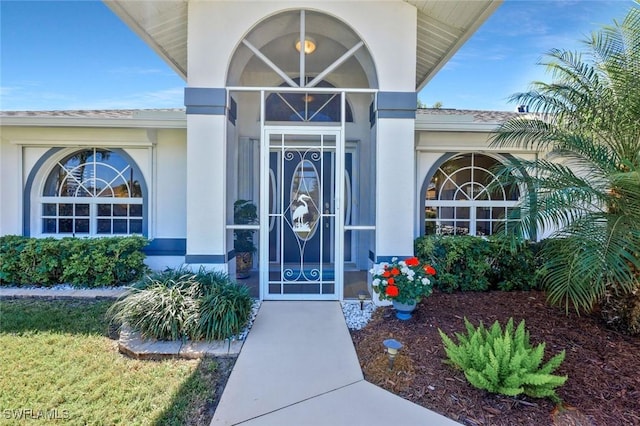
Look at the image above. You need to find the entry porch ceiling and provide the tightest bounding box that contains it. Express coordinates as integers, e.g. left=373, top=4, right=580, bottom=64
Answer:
left=103, top=0, right=502, bottom=90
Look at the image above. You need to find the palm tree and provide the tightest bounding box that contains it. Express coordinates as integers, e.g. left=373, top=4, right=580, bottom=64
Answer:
left=490, top=5, right=640, bottom=334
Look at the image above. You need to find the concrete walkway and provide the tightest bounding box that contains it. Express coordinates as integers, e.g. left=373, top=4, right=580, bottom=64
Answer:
left=211, top=301, right=459, bottom=426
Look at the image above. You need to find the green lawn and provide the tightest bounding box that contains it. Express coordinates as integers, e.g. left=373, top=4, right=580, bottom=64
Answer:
left=0, top=298, right=224, bottom=425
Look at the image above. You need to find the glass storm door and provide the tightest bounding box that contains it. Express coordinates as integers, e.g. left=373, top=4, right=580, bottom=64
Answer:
left=261, top=128, right=344, bottom=300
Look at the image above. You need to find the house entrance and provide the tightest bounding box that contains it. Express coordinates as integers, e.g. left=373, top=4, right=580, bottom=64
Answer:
left=261, top=127, right=345, bottom=300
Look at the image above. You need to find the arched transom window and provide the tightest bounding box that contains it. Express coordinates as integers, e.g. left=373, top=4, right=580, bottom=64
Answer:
left=266, top=78, right=354, bottom=122
left=41, top=148, right=144, bottom=235
left=424, top=153, right=520, bottom=236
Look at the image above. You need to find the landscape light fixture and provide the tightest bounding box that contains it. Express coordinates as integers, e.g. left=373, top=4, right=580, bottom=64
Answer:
left=358, top=291, right=367, bottom=310
left=383, top=338, right=403, bottom=370
left=295, top=37, right=316, bottom=54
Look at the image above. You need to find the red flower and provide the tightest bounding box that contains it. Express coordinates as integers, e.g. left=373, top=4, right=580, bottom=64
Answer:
left=382, top=270, right=392, bottom=278
left=424, top=265, right=436, bottom=275
left=390, top=267, right=400, bottom=276
left=385, top=285, right=399, bottom=297
left=405, top=257, right=419, bottom=267
left=387, top=277, right=395, bottom=285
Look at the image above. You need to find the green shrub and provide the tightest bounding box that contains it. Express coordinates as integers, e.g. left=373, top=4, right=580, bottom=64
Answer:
left=0, top=236, right=65, bottom=286
left=439, top=318, right=567, bottom=402
left=109, top=268, right=253, bottom=341
left=487, top=236, right=542, bottom=291
left=61, top=236, right=148, bottom=287
left=0, top=235, right=25, bottom=284
left=0, top=235, right=148, bottom=287
left=18, top=238, right=65, bottom=285
left=415, top=235, right=542, bottom=292
left=415, top=235, right=492, bottom=292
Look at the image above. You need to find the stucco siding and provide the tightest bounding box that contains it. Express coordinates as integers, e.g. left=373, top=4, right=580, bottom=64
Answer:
left=0, top=125, right=190, bottom=244
left=0, top=136, right=22, bottom=235
left=187, top=1, right=416, bottom=91
left=154, top=129, right=187, bottom=239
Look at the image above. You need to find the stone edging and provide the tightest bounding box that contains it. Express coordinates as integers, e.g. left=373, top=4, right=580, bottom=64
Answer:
left=118, top=327, right=243, bottom=360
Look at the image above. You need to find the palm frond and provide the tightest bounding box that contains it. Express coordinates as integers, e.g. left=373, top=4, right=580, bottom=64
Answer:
left=490, top=5, right=640, bottom=319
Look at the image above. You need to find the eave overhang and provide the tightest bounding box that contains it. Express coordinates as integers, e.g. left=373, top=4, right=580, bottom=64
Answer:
left=103, top=0, right=502, bottom=90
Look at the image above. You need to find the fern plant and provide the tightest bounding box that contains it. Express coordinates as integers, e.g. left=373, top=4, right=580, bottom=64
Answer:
left=439, top=318, right=567, bottom=402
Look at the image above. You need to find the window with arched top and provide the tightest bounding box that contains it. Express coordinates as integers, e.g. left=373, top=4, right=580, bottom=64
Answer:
left=424, top=153, right=520, bottom=236
left=265, top=79, right=354, bottom=122
left=41, top=148, right=144, bottom=235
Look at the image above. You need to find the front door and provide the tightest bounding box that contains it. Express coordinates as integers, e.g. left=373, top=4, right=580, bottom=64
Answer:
left=261, top=127, right=344, bottom=300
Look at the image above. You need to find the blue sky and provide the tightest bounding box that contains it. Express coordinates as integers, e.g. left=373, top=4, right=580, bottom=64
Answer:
left=0, top=0, right=636, bottom=112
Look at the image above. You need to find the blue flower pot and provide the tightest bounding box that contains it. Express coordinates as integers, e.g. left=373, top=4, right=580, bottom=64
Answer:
left=392, top=300, right=417, bottom=320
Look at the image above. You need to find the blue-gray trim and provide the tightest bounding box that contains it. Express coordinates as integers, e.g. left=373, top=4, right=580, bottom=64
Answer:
left=185, top=254, right=227, bottom=264
left=184, top=87, right=227, bottom=115
left=368, top=250, right=413, bottom=263
left=144, top=238, right=186, bottom=256
left=377, top=92, right=417, bottom=110
left=23, top=147, right=63, bottom=236
left=376, top=91, right=417, bottom=119
left=186, top=106, right=227, bottom=115
left=377, top=110, right=416, bottom=119
left=23, top=147, right=149, bottom=238
left=143, top=241, right=237, bottom=260
left=418, top=151, right=458, bottom=236
left=376, top=255, right=413, bottom=263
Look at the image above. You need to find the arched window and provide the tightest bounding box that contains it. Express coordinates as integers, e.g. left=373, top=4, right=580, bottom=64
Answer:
left=41, top=148, right=144, bottom=236
left=265, top=79, right=354, bottom=122
left=424, top=153, right=520, bottom=236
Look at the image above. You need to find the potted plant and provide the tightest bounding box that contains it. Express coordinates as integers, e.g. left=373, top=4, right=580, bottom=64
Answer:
left=234, top=200, right=258, bottom=279
left=370, top=257, right=436, bottom=320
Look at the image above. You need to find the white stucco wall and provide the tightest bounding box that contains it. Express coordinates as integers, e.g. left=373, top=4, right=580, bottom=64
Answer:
left=154, top=129, right=187, bottom=239
left=188, top=1, right=416, bottom=91
left=185, top=114, right=228, bottom=257
left=0, top=136, right=22, bottom=235
left=0, top=125, right=187, bottom=245
left=375, top=118, right=416, bottom=257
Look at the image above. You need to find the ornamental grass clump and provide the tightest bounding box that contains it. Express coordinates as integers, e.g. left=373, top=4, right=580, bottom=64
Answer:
left=370, top=256, right=436, bottom=304
left=199, top=282, right=253, bottom=340
left=109, top=276, right=201, bottom=341
left=109, top=268, right=253, bottom=341
left=439, top=318, right=567, bottom=402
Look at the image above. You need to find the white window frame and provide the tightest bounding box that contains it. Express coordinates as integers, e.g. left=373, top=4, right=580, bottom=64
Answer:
left=38, top=148, right=145, bottom=237
left=425, top=153, right=520, bottom=236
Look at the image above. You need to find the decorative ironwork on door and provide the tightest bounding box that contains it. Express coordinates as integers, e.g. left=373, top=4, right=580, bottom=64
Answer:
left=289, top=158, right=320, bottom=242
left=267, top=131, right=338, bottom=298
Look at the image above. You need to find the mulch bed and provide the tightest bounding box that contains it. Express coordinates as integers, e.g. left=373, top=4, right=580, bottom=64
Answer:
left=350, top=290, right=640, bottom=426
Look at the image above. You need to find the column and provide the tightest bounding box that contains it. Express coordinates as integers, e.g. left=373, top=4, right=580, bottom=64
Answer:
left=184, top=87, right=230, bottom=271
left=372, top=91, right=417, bottom=304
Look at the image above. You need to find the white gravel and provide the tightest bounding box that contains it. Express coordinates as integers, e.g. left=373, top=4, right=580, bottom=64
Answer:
left=233, top=300, right=261, bottom=341
left=341, top=301, right=376, bottom=330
